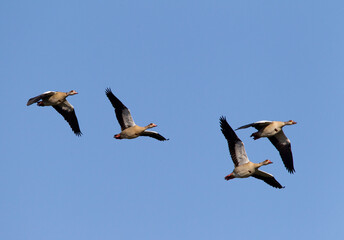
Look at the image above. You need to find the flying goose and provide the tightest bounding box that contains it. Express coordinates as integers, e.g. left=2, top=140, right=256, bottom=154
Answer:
left=236, top=120, right=296, bottom=174
left=27, top=90, right=82, bottom=136
left=105, top=88, right=168, bottom=141
left=220, top=116, right=284, bottom=189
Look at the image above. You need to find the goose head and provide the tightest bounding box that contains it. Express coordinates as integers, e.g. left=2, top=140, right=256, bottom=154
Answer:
left=262, top=159, right=273, bottom=165
left=68, top=90, right=78, bottom=96
left=286, top=120, right=297, bottom=125
left=146, top=123, right=157, bottom=129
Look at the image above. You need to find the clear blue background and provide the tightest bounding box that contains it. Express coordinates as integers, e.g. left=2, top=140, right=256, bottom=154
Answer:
left=1, top=1, right=343, bottom=239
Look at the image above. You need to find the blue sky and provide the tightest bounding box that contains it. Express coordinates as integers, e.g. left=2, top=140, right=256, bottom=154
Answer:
left=1, top=1, right=343, bottom=239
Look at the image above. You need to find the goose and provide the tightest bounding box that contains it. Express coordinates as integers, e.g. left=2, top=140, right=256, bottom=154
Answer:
left=27, top=90, right=82, bottom=136
left=236, top=120, right=296, bottom=173
left=105, top=88, right=168, bottom=141
left=220, top=116, right=284, bottom=189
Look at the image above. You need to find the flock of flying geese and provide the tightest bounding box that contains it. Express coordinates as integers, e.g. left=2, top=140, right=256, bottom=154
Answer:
left=27, top=89, right=297, bottom=189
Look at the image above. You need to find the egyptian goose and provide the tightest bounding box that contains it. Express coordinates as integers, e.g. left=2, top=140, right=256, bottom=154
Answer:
left=105, top=88, right=168, bottom=141
left=220, top=116, right=284, bottom=189
left=27, top=90, right=82, bottom=136
left=236, top=120, right=296, bottom=173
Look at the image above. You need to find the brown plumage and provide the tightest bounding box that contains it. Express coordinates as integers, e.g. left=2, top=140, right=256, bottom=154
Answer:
left=27, top=90, right=82, bottom=136
left=236, top=120, right=296, bottom=174
left=220, top=116, right=284, bottom=189
left=105, top=88, right=168, bottom=141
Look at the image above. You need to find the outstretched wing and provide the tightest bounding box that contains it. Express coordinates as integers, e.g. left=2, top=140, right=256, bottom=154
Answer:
left=52, top=101, right=82, bottom=136
left=220, top=116, right=250, bottom=167
left=27, top=91, right=55, bottom=106
left=252, top=170, right=284, bottom=189
left=105, top=88, right=135, bottom=130
left=236, top=120, right=272, bottom=131
left=268, top=130, right=295, bottom=173
left=140, top=131, right=169, bottom=141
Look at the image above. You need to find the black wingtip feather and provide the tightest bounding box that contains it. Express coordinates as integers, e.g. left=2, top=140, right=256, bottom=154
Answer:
left=105, top=87, right=126, bottom=109
left=52, top=106, right=82, bottom=137
left=75, top=131, right=83, bottom=137
left=273, top=184, right=285, bottom=189
left=219, top=116, right=228, bottom=132
left=219, top=116, right=241, bottom=142
left=105, top=87, right=112, bottom=95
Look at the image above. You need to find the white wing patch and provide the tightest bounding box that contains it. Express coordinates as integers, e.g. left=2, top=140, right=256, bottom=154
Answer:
left=59, top=101, right=74, bottom=112
left=254, top=120, right=272, bottom=126
left=255, top=120, right=272, bottom=123
left=235, top=141, right=250, bottom=166
left=42, top=91, right=56, bottom=95
left=255, top=170, right=274, bottom=178
left=122, top=108, right=136, bottom=128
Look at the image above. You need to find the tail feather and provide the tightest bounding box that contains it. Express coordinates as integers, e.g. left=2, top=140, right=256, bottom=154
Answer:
left=225, top=173, right=235, bottom=180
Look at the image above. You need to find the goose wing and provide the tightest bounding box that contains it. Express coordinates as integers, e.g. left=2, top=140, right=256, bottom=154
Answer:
left=105, top=88, right=135, bottom=130
left=268, top=130, right=295, bottom=173
left=140, top=130, right=169, bottom=141
left=52, top=101, right=82, bottom=136
left=27, top=91, right=55, bottom=106
left=236, top=120, right=272, bottom=131
left=220, top=116, right=250, bottom=167
left=252, top=170, right=284, bottom=189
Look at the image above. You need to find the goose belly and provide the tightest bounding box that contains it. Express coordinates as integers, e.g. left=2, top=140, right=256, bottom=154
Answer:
left=234, top=165, right=255, bottom=178
left=44, top=95, right=64, bottom=106
left=259, top=125, right=281, bottom=137
left=120, top=127, right=142, bottom=139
